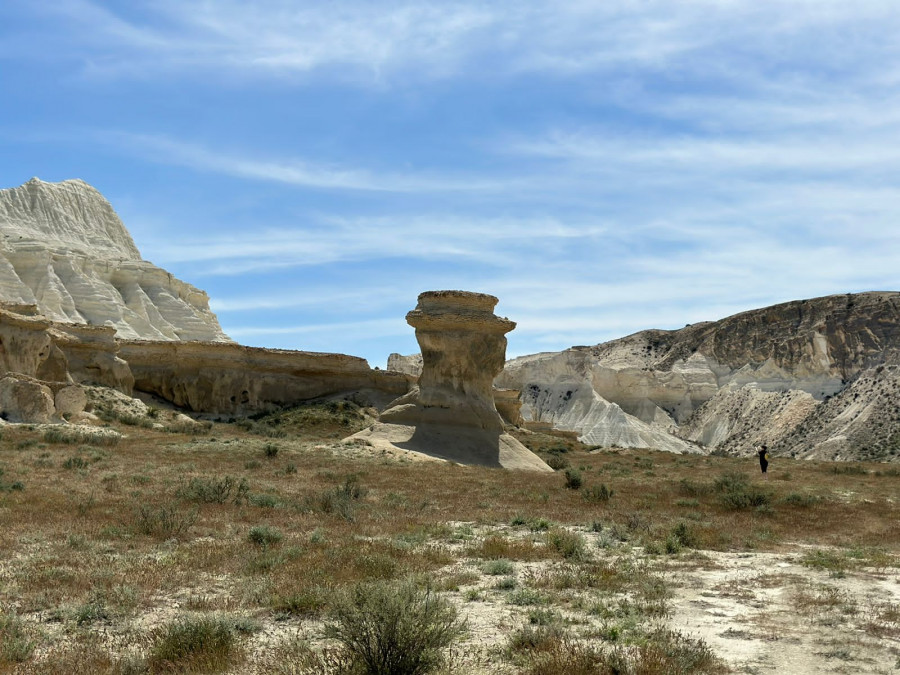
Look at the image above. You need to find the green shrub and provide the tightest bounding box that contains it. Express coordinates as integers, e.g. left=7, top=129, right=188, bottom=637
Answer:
left=178, top=476, right=249, bottom=504
left=495, top=576, right=518, bottom=590
left=546, top=529, right=586, bottom=560
left=483, top=559, right=514, bottom=576
left=73, top=600, right=110, bottom=626
left=664, top=535, right=683, bottom=555
left=323, top=579, right=465, bottom=675
left=263, top=443, right=279, bottom=458
left=272, top=588, right=328, bottom=617
left=506, top=623, right=567, bottom=655
left=62, top=456, right=88, bottom=470
left=135, top=504, right=197, bottom=538
left=678, top=478, right=712, bottom=497
left=781, top=493, right=823, bottom=508
left=530, top=518, right=552, bottom=532
left=545, top=456, right=570, bottom=471
left=248, top=525, right=283, bottom=546
left=830, top=464, right=868, bottom=475
left=713, top=471, right=750, bottom=493
left=249, top=493, right=278, bottom=509
left=671, top=522, right=699, bottom=548
left=149, top=614, right=242, bottom=671
left=718, top=485, right=772, bottom=510
left=0, top=610, right=34, bottom=664
left=306, top=476, right=366, bottom=520
left=563, top=468, right=583, bottom=490
left=582, top=484, right=613, bottom=503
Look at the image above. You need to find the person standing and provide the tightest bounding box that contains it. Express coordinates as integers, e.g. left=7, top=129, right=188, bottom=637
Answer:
left=758, top=445, right=770, bottom=480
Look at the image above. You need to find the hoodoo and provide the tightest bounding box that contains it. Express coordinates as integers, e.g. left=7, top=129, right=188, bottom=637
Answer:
left=349, top=291, right=551, bottom=471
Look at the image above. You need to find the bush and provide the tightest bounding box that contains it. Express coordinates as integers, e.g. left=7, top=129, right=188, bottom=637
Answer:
left=135, top=504, right=197, bottom=538
left=263, top=443, right=279, bottom=458
left=545, top=456, right=570, bottom=471
left=323, top=579, right=465, bottom=675
left=713, top=472, right=771, bottom=510
left=582, top=484, right=613, bottom=503
left=149, top=614, right=242, bottom=671
left=62, top=456, right=89, bottom=470
left=563, top=469, right=583, bottom=490
left=178, top=476, right=249, bottom=504
left=671, top=522, right=699, bottom=548
left=306, top=476, right=366, bottom=520
left=781, top=493, right=823, bottom=508
left=483, top=559, right=514, bottom=576
left=249, top=493, right=278, bottom=509
left=718, top=485, right=772, bottom=510
left=506, top=623, right=567, bottom=655
left=545, top=529, right=586, bottom=561
left=248, top=525, right=283, bottom=546
left=0, top=610, right=34, bottom=664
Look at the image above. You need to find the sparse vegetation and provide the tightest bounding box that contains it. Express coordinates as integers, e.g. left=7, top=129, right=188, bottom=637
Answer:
left=0, top=410, right=898, bottom=672
left=149, top=614, right=245, bottom=671
left=322, top=579, right=466, bottom=675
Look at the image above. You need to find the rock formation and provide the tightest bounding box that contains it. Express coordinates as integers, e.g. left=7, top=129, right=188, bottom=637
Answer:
left=499, top=292, right=900, bottom=461
left=119, top=340, right=412, bottom=416
left=351, top=291, right=551, bottom=471
left=386, top=352, right=423, bottom=376
left=0, top=178, right=230, bottom=342
left=0, top=178, right=412, bottom=422
left=0, top=303, right=93, bottom=422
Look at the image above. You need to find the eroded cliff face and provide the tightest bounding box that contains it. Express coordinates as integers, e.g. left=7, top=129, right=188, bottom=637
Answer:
left=0, top=178, right=230, bottom=342
left=498, top=292, right=900, bottom=460
left=119, top=340, right=412, bottom=416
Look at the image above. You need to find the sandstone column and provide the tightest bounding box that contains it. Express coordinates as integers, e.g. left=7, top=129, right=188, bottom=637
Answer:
left=347, top=290, right=551, bottom=471
left=380, top=291, right=513, bottom=431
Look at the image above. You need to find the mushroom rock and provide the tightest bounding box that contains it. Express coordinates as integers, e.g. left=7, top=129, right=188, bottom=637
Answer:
left=349, top=291, right=551, bottom=471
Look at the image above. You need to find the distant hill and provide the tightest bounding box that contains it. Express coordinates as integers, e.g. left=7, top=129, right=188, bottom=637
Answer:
left=497, top=292, right=900, bottom=461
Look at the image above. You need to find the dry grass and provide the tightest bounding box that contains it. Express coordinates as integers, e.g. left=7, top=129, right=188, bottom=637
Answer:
left=0, top=404, right=898, bottom=672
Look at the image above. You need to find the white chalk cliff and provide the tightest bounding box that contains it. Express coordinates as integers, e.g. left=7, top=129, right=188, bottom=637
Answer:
left=0, top=178, right=230, bottom=342
left=497, top=292, right=900, bottom=461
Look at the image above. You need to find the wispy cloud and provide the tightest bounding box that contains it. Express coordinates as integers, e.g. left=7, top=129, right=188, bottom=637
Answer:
left=13, top=1, right=900, bottom=84
left=143, top=212, right=606, bottom=274
left=92, top=132, right=514, bottom=193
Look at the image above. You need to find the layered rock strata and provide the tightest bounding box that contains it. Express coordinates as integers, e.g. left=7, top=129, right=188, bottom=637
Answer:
left=0, top=178, right=230, bottom=342
left=499, top=292, right=900, bottom=460
left=0, top=303, right=91, bottom=422
left=351, top=291, right=551, bottom=471
left=119, top=340, right=412, bottom=416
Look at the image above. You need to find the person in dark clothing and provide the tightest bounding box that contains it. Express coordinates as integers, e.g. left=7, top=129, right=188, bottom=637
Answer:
left=758, top=445, right=769, bottom=480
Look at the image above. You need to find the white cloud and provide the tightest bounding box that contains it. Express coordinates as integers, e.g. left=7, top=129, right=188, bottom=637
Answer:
left=18, top=1, right=900, bottom=85
left=94, top=132, right=515, bottom=193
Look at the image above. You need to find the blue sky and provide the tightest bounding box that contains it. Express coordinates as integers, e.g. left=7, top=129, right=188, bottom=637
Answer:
left=1, top=1, right=899, bottom=367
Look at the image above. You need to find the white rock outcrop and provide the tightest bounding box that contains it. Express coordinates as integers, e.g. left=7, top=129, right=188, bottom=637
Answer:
left=499, top=292, right=900, bottom=460
left=0, top=178, right=230, bottom=342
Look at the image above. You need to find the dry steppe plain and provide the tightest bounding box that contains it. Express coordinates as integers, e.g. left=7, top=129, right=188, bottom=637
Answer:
left=0, top=394, right=898, bottom=674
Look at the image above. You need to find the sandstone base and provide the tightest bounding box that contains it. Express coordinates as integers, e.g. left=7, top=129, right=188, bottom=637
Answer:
left=347, top=422, right=553, bottom=472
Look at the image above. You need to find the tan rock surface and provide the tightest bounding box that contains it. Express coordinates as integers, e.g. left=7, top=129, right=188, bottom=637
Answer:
left=118, top=340, right=412, bottom=416
left=0, top=374, right=55, bottom=423
left=352, top=291, right=551, bottom=471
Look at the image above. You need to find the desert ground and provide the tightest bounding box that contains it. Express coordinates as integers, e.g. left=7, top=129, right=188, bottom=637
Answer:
left=1, top=391, right=898, bottom=674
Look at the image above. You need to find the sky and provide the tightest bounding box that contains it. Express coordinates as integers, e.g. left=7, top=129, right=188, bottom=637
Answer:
left=1, top=1, right=899, bottom=367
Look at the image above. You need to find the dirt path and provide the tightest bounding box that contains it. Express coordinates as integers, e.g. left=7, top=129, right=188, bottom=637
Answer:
left=666, top=549, right=900, bottom=673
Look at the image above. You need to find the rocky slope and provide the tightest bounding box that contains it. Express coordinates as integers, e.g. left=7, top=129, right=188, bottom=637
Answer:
left=496, top=292, right=900, bottom=460
left=0, top=178, right=229, bottom=342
